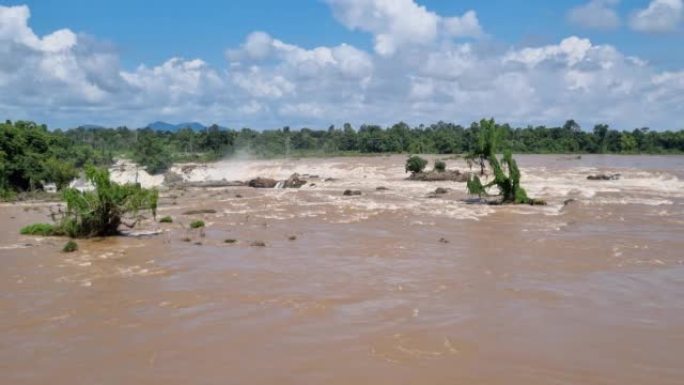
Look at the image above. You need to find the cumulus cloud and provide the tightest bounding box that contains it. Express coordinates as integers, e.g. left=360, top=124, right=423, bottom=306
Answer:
left=227, top=31, right=373, bottom=81
left=1, top=3, right=684, bottom=130
left=568, top=0, right=621, bottom=30
left=326, top=0, right=481, bottom=56
left=0, top=5, right=110, bottom=107
left=630, top=0, right=683, bottom=32
left=443, top=10, right=483, bottom=38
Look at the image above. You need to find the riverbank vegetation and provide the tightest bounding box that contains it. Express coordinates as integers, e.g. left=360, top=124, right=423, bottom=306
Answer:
left=2, top=118, right=684, bottom=196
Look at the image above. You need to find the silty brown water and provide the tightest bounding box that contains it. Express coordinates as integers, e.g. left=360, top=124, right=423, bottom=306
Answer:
left=1, top=155, right=683, bottom=384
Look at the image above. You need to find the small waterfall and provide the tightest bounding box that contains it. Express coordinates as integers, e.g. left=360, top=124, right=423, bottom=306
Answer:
left=274, top=181, right=285, bottom=189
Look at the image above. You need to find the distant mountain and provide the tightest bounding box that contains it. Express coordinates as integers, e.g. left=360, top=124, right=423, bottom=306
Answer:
left=176, top=122, right=207, bottom=131
left=146, top=121, right=207, bottom=132
left=147, top=121, right=177, bottom=131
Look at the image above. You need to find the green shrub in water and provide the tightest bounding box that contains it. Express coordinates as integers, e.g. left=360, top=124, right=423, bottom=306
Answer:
left=20, top=223, right=63, bottom=236
left=62, top=240, right=78, bottom=253
left=405, top=155, right=428, bottom=174
left=19, top=166, right=158, bottom=238
left=466, top=119, right=545, bottom=205
left=190, top=220, right=205, bottom=229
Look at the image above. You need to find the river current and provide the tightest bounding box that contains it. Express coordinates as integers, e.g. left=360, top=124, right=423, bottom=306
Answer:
left=1, top=155, right=683, bottom=384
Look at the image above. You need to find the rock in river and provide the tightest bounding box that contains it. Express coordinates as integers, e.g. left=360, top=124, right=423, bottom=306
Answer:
left=587, top=174, right=620, bottom=181
left=248, top=177, right=278, bottom=188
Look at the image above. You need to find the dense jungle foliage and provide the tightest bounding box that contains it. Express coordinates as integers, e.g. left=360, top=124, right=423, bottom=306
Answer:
left=2, top=118, right=684, bottom=196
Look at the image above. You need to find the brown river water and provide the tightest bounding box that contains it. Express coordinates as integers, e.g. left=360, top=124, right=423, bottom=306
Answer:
left=1, top=154, right=684, bottom=385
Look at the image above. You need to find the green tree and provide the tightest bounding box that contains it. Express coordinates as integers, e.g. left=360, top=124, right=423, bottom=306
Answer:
left=593, top=124, right=609, bottom=153
left=43, top=158, right=78, bottom=190
left=620, top=132, right=637, bottom=153
left=58, top=167, right=158, bottom=237
left=466, top=119, right=502, bottom=175
left=466, top=119, right=543, bottom=205
left=133, top=129, right=172, bottom=174
left=405, top=155, right=428, bottom=174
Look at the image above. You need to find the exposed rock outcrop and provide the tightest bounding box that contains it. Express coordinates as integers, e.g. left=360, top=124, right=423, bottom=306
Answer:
left=181, top=180, right=245, bottom=188
left=247, top=173, right=307, bottom=189
left=408, top=170, right=470, bottom=182
left=248, top=177, right=278, bottom=188
left=343, top=190, right=362, bottom=196
left=282, top=173, right=307, bottom=188
left=587, top=174, right=621, bottom=181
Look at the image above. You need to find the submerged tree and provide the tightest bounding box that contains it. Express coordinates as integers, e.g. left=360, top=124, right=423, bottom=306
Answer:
left=434, top=159, right=446, bottom=172
left=466, top=119, right=502, bottom=176
left=466, top=119, right=545, bottom=205
left=405, top=155, right=428, bottom=174
left=59, top=167, right=159, bottom=237
left=22, top=167, right=159, bottom=238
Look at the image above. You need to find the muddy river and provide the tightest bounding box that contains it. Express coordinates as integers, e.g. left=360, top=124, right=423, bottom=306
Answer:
left=1, top=155, right=683, bottom=384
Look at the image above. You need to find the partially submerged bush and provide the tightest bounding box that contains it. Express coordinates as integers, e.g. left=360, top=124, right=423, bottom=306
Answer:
left=159, top=216, right=173, bottom=223
left=466, top=119, right=544, bottom=205
left=405, top=155, right=428, bottom=174
left=20, top=223, right=63, bottom=236
left=190, top=220, right=205, bottom=229
left=20, top=167, right=158, bottom=238
left=467, top=150, right=534, bottom=204
left=58, top=167, right=159, bottom=237
left=434, top=160, right=446, bottom=173
left=62, top=240, right=78, bottom=253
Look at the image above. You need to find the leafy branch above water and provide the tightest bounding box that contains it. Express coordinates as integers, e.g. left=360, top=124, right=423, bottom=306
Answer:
left=21, top=166, right=158, bottom=238
left=466, top=119, right=545, bottom=205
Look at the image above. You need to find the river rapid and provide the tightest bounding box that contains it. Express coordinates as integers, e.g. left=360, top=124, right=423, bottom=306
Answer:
left=1, top=154, right=683, bottom=385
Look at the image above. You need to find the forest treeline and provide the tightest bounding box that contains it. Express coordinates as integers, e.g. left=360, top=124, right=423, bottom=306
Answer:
left=2, top=119, right=684, bottom=196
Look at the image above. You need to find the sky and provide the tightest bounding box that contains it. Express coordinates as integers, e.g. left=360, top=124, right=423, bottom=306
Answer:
left=1, top=0, right=683, bottom=130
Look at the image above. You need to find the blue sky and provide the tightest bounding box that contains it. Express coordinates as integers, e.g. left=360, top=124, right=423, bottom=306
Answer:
left=1, top=1, right=684, bottom=129
left=19, top=0, right=683, bottom=69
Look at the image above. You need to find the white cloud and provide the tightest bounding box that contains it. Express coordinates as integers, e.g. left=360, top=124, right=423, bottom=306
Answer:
left=630, top=0, right=683, bottom=32
left=230, top=66, right=295, bottom=99
left=0, top=5, right=77, bottom=52
left=442, top=10, right=483, bottom=38
left=227, top=31, right=373, bottom=81
left=568, top=0, right=621, bottom=30
left=326, top=0, right=481, bottom=56
left=504, top=36, right=595, bottom=68
left=1, top=3, right=684, bottom=130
